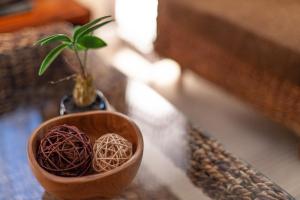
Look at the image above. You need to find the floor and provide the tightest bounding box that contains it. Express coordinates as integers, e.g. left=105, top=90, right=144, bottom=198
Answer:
left=77, top=0, right=300, bottom=198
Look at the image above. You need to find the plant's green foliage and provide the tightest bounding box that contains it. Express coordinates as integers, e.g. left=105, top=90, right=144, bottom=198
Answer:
left=72, top=25, right=81, bottom=37
left=65, top=43, right=87, bottom=51
left=75, top=43, right=87, bottom=51
left=35, top=34, right=58, bottom=45
left=65, top=43, right=82, bottom=50
left=35, top=34, right=71, bottom=46
left=76, top=20, right=113, bottom=40
left=73, top=15, right=111, bottom=41
left=41, top=34, right=71, bottom=46
left=38, top=44, right=68, bottom=76
left=78, top=35, right=107, bottom=49
left=36, top=15, right=113, bottom=76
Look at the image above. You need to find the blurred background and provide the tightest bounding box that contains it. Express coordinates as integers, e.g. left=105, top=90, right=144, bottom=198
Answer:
left=1, top=0, right=300, bottom=197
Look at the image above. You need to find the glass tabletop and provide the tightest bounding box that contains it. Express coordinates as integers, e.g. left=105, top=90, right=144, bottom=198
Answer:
left=0, top=75, right=208, bottom=200
left=0, top=66, right=295, bottom=200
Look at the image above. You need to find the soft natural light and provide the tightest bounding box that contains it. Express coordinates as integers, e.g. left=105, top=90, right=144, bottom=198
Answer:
left=126, top=81, right=174, bottom=117
left=152, top=59, right=181, bottom=86
left=113, top=48, right=180, bottom=86
left=113, top=48, right=152, bottom=82
left=115, top=0, right=158, bottom=53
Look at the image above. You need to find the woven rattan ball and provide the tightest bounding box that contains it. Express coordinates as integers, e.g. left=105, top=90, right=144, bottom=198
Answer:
left=37, top=124, right=92, bottom=177
left=93, top=133, right=133, bottom=173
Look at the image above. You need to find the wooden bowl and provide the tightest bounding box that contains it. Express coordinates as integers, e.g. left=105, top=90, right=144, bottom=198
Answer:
left=27, top=111, right=143, bottom=200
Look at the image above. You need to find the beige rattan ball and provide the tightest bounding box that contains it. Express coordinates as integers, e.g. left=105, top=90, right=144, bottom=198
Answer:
left=93, top=133, right=133, bottom=173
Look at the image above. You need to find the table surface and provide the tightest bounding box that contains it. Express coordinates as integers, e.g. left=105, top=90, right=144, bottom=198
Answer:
left=0, top=66, right=295, bottom=200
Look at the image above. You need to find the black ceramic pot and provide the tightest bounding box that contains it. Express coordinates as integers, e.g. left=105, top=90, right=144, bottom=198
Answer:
left=60, top=90, right=108, bottom=115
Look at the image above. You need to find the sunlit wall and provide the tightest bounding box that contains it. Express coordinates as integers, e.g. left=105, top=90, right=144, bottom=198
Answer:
left=115, top=0, right=158, bottom=53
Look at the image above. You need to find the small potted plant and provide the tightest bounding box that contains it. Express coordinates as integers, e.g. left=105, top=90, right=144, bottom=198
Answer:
left=35, top=16, right=113, bottom=115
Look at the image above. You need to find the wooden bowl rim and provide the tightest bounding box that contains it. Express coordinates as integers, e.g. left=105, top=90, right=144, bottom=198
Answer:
left=27, top=111, right=143, bottom=184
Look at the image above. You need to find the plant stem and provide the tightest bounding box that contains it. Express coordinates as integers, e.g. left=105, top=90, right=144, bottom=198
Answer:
left=74, top=48, right=86, bottom=78
left=83, top=50, right=88, bottom=68
left=49, top=74, right=77, bottom=84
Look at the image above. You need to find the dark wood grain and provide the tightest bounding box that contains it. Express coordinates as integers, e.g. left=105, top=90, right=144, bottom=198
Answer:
left=0, top=0, right=90, bottom=33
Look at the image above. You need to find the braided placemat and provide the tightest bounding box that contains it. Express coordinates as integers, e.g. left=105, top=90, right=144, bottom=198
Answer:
left=188, top=125, right=295, bottom=200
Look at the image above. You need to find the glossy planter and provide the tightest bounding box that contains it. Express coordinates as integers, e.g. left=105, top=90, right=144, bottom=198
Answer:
left=28, top=111, right=143, bottom=200
left=60, top=90, right=108, bottom=115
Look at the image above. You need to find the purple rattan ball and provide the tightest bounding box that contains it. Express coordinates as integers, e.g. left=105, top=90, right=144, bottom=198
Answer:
left=37, top=124, right=92, bottom=177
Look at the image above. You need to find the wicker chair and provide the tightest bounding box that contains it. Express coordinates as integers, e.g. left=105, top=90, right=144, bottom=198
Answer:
left=0, top=23, right=74, bottom=115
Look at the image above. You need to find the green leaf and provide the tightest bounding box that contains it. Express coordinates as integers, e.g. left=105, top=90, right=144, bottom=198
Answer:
left=38, top=43, right=68, bottom=76
left=75, top=43, right=87, bottom=51
left=72, top=25, right=81, bottom=38
left=77, top=20, right=114, bottom=40
left=35, top=34, right=59, bottom=45
left=35, top=34, right=71, bottom=46
left=73, top=15, right=112, bottom=41
left=65, top=43, right=86, bottom=51
left=73, top=25, right=81, bottom=32
left=78, top=35, right=107, bottom=49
